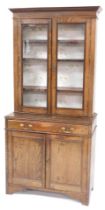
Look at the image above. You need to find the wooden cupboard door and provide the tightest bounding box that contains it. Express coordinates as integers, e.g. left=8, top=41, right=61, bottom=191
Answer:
left=52, top=17, right=91, bottom=116
left=7, top=131, right=45, bottom=188
left=46, top=135, right=88, bottom=193
left=14, top=18, right=51, bottom=114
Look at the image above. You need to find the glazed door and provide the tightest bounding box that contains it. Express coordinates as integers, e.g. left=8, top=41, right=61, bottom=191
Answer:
left=46, top=135, right=87, bottom=193
left=52, top=17, right=91, bottom=116
left=7, top=131, right=46, bottom=188
left=14, top=19, right=51, bottom=114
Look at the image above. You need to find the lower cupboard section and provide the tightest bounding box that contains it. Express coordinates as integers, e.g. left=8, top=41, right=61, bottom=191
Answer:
left=6, top=130, right=93, bottom=205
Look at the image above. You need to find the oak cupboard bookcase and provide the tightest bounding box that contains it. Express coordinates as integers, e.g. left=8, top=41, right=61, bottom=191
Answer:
left=5, top=7, right=100, bottom=205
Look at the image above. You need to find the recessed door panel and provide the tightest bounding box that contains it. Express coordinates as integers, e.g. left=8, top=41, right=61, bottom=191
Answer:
left=46, top=135, right=84, bottom=192
left=7, top=131, right=45, bottom=188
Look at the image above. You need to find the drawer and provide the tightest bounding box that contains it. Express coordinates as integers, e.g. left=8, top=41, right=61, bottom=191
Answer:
left=7, top=120, right=89, bottom=136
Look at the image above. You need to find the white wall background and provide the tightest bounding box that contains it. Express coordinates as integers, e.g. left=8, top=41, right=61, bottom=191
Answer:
left=0, top=0, right=105, bottom=209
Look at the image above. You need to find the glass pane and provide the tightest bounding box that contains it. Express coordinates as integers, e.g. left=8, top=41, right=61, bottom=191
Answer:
left=58, top=42, right=84, bottom=60
left=23, top=92, right=47, bottom=107
left=57, top=93, right=82, bottom=109
left=22, top=24, right=48, bottom=108
left=23, top=25, right=47, bottom=40
left=23, top=42, right=47, bottom=59
left=23, top=60, right=47, bottom=87
left=58, top=24, right=84, bottom=41
left=57, top=24, right=85, bottom=109
left=58, top=61, right=83, bottom=88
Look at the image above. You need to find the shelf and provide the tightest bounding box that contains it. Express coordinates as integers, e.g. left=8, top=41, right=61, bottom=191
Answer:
left=57, top=87, right=83, bottom=93
left=23, top=86, right=47, bottom=93
left=23, top=58, right=84, bottom=62
left=23, top=39, right=84, bottom=44
left=23, top=86, right=83, bottom=94
left=58, top=40, right=84, bottom=44
left=23, top=58, right=47, bottom=61
left=57, top=59, right=84, bottom=62
left=23, top=40, right=48, bottom=44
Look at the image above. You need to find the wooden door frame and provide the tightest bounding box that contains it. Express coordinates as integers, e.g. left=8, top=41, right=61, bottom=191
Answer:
left=51, top=17, right=91, bottom=116
left=14, top=18, right=52, bottom=114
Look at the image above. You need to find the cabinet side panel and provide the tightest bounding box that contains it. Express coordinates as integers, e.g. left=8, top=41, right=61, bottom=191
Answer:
left=13, top=19, right=19, bottom=111
left=90, top=127, right=96, bottom=190
left=88, top=19, right=96, bottom=115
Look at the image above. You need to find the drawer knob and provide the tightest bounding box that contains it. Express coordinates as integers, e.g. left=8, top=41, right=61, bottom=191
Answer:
left=61, top=127, right=74, bottom=133
left=61, top=127, right=66, bottom=131
left=28, top=124, right=32, bottom=128
left=20, top=123, right=24, bottom=127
